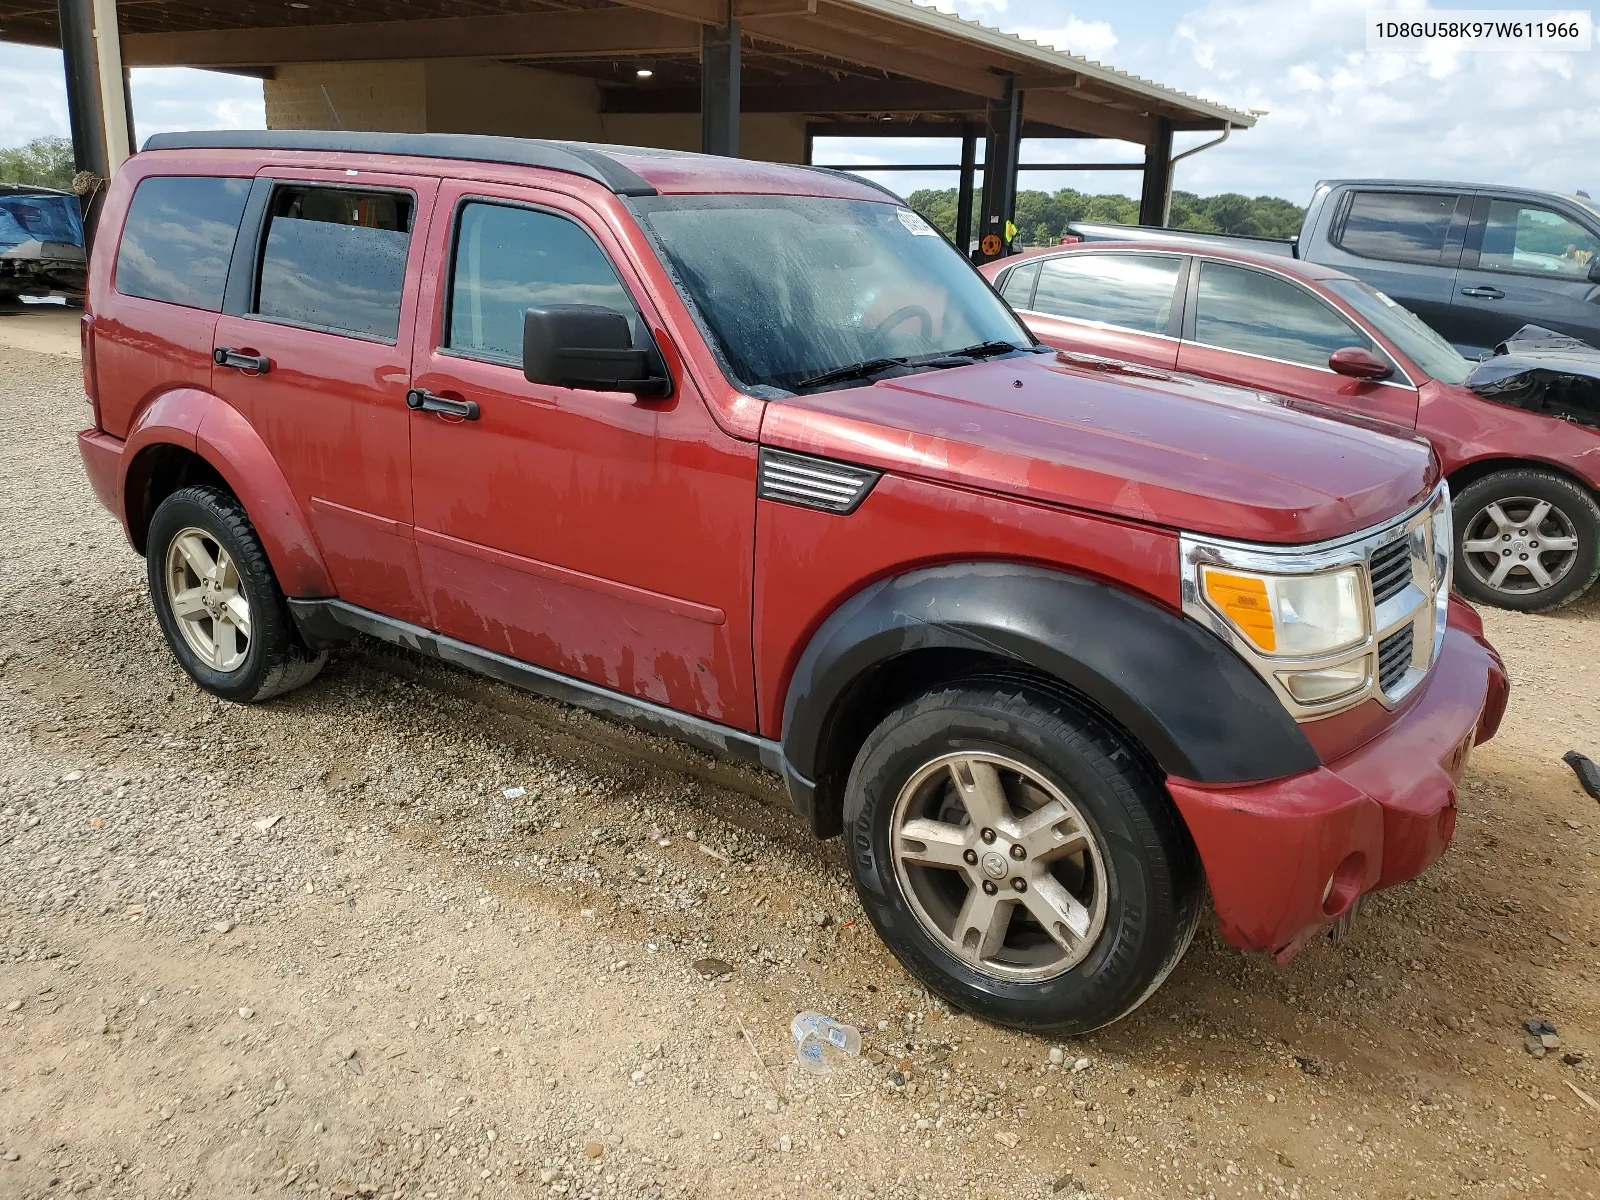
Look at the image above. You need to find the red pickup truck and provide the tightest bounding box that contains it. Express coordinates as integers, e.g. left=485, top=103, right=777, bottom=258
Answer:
left=76, top=132, right=1507, bottom=1033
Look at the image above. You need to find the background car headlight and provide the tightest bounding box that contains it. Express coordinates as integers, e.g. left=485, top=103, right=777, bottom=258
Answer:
left=1202, top=565, right=1367, bottom=657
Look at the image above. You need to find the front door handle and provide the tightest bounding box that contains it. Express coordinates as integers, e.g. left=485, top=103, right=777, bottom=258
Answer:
left=406, top=389, right=480, bottom=420
left=1460, top=285, right=1505, bottom=300
left=213, top=347, right=270, bottom=372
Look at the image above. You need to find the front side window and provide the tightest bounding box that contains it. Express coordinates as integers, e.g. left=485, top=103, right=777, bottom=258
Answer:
left=1030, top=254, right=1182, bottom=335
left=255, top=186, right=412, bottom=340
left=447, top=202, right=640, bottom=363
left=634, top=195, right=1030, bottom=394
left=1336, top=191, right=1460, bottom=265
left=115, top=176, right=250, bottom=310
left=1477, top=200, right=1599, bottom=279
left=1193, top=262, right=1374, bottom=369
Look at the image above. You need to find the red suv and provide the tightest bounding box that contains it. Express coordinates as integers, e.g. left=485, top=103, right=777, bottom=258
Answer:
left=984, top=242, right=1600, bottom=611
left=77, top=132, right=1507, bottom=1033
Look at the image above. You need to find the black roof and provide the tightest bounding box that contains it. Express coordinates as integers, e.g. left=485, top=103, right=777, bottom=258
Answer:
left=141, top=130, right=660, bottom=197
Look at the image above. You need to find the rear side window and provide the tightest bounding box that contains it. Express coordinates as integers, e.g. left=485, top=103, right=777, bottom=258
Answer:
left=255, top=186, right=412, bottom=340
left=1335, top=191, right=1459, bottom=265
left=115, top=176, right=249, bottom=310
left=998, top=260, right=1040, bottom=307
left=1031, top=254, right=1181, bottom=335
left=1193, top=262, right=1373, bottom=369
left=446, top=201, right=640, bottom=364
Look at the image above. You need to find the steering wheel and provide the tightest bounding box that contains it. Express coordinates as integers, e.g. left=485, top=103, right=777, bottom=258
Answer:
left=869, top=304, right=934, bottom=341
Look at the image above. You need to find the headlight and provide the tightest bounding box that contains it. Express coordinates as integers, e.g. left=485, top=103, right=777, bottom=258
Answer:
left=1201, top=565, right=1368, bottom=657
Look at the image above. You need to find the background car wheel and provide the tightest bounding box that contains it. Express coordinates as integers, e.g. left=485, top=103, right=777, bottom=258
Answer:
left=146, top=485, right=327, bottom=703
left=1452, top=469, right=1600, bottom=612
left=843, top=682, right=1202, bottom=1035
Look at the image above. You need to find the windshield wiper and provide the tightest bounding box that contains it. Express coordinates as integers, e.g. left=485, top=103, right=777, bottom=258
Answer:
left=936, top=340, right=1033, bottom=361
left=795, top=357, right=909, bottom=390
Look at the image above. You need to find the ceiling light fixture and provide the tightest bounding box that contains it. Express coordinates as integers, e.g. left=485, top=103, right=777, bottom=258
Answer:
left=636, top=68, right=654, bottom=79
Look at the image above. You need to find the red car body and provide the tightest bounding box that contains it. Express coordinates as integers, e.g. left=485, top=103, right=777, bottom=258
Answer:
left=983, top=242, right=1600, bottom=610
left=77, top=137, right=1505, bottom=982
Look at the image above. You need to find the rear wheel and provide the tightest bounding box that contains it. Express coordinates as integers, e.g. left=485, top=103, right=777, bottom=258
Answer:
left=843, top=683, right=1201, bottom=1034
left=146, top=486, right=327, bottom=702
left=1453, top=469, right=1600, bottom=612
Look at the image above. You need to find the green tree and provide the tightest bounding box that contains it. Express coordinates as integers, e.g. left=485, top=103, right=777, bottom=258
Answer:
left=0, top=136, right=77, bottom=191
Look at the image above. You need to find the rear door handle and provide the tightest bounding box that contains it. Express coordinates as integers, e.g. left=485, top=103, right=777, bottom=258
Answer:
left=1459, top=285, right=1505, bottom=300
left=406, top=389, right=480, bottom=420
left=213, top=347, right=270, bottom=372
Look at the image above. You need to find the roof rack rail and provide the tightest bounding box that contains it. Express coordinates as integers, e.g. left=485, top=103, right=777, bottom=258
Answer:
left=140, top=130, right=659, bottom=197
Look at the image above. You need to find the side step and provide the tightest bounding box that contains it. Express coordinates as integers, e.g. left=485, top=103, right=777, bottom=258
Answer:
left=288, top=598, right=787, bottom=776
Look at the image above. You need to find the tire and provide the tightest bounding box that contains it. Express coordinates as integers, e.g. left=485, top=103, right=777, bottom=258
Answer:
left=146, top=485, right=327, bottom=702
left=843, top=682, right=1202, bottom=1035
left=1452, top=469, right=1600, bottom=613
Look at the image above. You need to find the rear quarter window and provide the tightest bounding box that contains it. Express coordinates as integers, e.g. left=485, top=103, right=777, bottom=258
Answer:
left=115, top=176, right=250, bottom=310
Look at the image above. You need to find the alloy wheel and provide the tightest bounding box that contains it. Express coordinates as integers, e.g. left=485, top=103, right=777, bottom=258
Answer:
left=163, top=527, right=252, bottom=673
left=889, top=750, right=1109, bottom=982
left=1460, top=496, right=1581, bottom=599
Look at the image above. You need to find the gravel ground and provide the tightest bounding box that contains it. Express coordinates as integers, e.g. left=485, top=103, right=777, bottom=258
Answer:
left=1, top=342, right=1598, bottom=1200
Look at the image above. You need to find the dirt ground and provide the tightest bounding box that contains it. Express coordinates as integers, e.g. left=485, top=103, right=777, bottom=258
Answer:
left=1, top=340, right=1597, bottom=1200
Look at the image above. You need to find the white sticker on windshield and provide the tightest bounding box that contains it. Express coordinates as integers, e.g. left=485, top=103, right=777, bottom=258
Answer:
left=897, top=207, right=939, bottom=236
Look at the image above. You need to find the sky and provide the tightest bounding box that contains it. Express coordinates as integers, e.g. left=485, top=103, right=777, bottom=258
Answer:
left=1, top=0, right=1595, bottom=205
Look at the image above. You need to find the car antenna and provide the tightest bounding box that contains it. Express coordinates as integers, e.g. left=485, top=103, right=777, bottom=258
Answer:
left=320, top=85, right=345, bottom=130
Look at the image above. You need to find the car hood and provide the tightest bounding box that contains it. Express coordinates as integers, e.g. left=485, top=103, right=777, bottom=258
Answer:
left=760, top=352, right=1437, bottom=544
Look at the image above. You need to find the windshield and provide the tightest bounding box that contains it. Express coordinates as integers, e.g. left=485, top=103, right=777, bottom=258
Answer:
left=632, top=194, right=1032, bottom=393
left=1324, top=278, right=1472, bottom=385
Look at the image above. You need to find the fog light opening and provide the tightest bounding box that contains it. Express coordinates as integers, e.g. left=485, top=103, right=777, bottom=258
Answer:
left=1321, top=851, right=1367, bottom=917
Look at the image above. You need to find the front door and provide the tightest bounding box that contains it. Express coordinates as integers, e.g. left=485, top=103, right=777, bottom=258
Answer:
left=1451, top=194, right=1600, bottom=352
left=406, top=181, right=759, bottom=730
left=1176, top=259, right=1421, bottom=432
left=212, top=168, right=438, bottom=626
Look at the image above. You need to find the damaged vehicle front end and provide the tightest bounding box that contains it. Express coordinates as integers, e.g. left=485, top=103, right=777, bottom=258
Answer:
left=0, top=183, right=87, bottom=302
left=1466, top=324, right=1600, bottom=433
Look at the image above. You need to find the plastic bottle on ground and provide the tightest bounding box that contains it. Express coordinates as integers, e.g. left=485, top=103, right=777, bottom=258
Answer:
left=790, top=1011, right=861, bottom=1075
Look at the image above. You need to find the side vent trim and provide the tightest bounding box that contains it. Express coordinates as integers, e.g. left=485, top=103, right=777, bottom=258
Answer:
left=758, top=447, right=881, bottom=515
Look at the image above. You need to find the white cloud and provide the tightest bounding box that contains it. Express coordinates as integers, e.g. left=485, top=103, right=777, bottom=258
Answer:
left=1010, top=19, right=1119, bottom=61
left=0, top=42, right=263, bottom=150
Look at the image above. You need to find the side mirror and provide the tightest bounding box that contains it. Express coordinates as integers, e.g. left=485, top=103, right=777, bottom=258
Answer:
left=522, top=304, right=671, bottom=397
left=1328, top=345, right=1394, bottom=382
left=1587, top=256, right=1600, bottom=284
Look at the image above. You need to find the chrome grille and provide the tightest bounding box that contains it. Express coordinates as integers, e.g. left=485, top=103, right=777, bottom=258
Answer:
left=757, top=448, right=881, bottom=515
left=1369, top=538, right=1412, bottom=606
left=1377, top=625, right=1414, bottom=694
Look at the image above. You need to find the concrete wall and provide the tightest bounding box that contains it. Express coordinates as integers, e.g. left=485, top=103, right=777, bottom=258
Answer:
left=266, top=59, right=808, bottom=163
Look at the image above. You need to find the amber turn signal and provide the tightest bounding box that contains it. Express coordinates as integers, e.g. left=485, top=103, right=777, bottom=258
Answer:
left=1202, top=569, right=1276, bottom=653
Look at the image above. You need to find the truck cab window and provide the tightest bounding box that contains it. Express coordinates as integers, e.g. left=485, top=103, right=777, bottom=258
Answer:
left=447, top=202, right=641, bottom=364
left=1336, top=191, right=1459, bottom=265
left=1477, top=201, right=1599, bottom=279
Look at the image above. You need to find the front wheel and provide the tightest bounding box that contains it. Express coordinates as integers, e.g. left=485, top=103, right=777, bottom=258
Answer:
left=1453, top=469, right=1600, bottom=612
left=843, top=683, right=1201, bottom=1035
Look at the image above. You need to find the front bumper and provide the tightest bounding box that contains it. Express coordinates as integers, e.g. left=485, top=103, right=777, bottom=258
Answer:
left=1166, top=596, right=1508, bottom=961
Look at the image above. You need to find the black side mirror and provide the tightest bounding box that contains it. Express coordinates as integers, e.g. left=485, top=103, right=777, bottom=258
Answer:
left=1588, top=256, right=1600, bottom=284
left=522, top=304, right=671, bottom=397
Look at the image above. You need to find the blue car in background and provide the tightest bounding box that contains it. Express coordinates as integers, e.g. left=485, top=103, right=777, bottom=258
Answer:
left=0, top=183, right=87, bottom=303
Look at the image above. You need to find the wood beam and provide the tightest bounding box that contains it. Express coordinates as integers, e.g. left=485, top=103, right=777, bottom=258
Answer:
left=601, top=80, right=983, bottom=114
left=1023, top=89, right=1154, bottom=146
left=741, top=14, right=1007, bottom=100
left=120, top=9, right=704, bottom=68
left=733, top=0, right=816, bottom=14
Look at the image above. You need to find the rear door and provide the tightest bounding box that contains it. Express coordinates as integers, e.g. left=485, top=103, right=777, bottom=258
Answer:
left=1003, top=251, right=1185, bottom=369
left=405, top=179, right=759, bottom=730
left=1176, top=259, right=1421, bottom=430
left=1451, top=194, right=1600, bottom=352
left=212, top=168, right=438, bottom=627
left=1314, top=187, right=1471, bottom=341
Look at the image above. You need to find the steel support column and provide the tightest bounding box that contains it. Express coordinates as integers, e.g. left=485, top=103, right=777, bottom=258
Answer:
left=58, top=0, right=109, bottom=180
left=1138, top=117, right=1174, bottom=227
left=954, top=127, right=977, bottom=255
left=700, top=17, right=740, bottom=158
left=975, top=78, right=1022, bottom=263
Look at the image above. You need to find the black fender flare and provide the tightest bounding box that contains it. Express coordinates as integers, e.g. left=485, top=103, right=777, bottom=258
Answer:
left=779, top=562, right=1318, bottom=835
